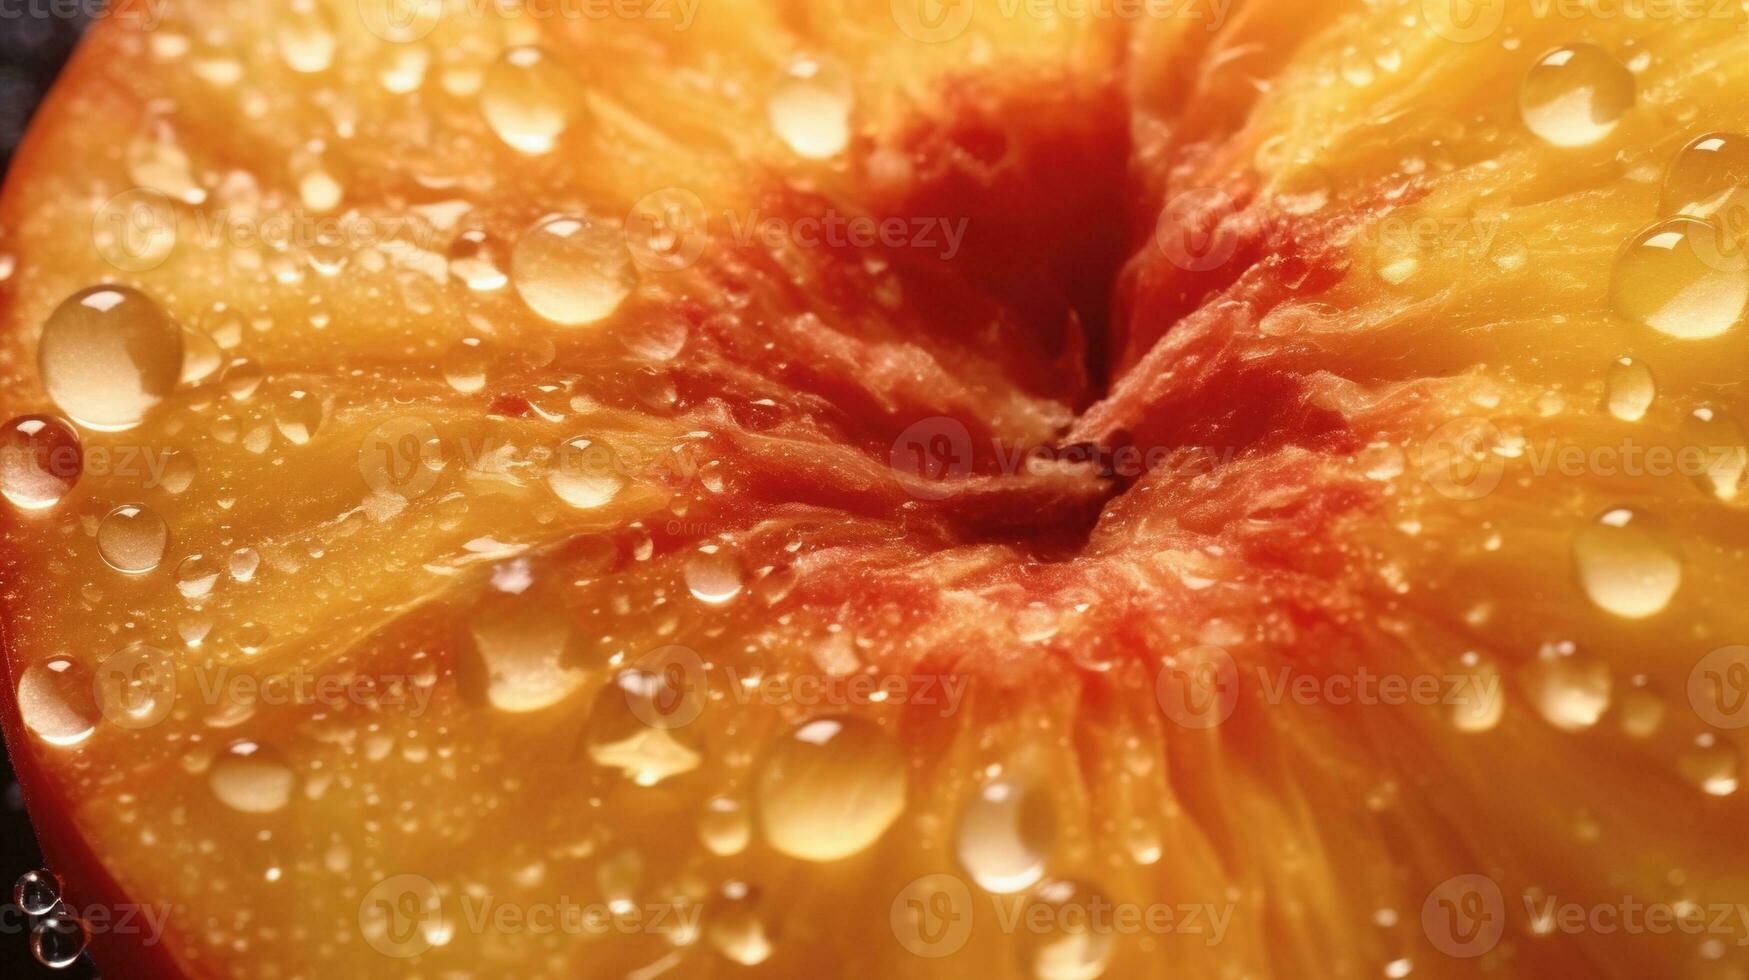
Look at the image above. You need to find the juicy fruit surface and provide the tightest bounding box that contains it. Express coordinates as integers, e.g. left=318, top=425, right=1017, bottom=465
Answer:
left=2, top=1, right=1749, bottom=977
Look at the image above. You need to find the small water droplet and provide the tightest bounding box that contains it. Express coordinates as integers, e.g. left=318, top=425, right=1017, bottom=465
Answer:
left=1519, top=44, right=1634, bottom=147
left=1681, top=738, right=1740, bottom=796
left=955, top=770, right=1056, bottom=893
left=276, top=0, right=336, bottom=73
left=1604, top=356, right=1655, bottom=422
left=707, top=880, right=773, bottom=966
left=447, top=229, right=509, bottom=291
left=0, top=415, right=81, bottom=510
left=222, top=359, right=263, bottom=400
left=229, top=547, right=260, bottom=583
left=97, top=503, right=168, bottom=574
left=548, top=437, right=626, bottom=509
left=1449, top=654, right=1505, bottom=733
left=584, top=667, right=703, bottom=786
left=467, top=580, right=587, bottom=714
left=700, top=795, right=751, bottom=856
left=176, top=554, right=219, bottom=599
left=755, top=716, right=906, bottom=862
left=209, top=740, right=296, bottom=813
left=1609, top=218, right=1747, bottom=340
left=271, top=388, right=323, bottom=445
left=512, top=213, right=636, bottom=326
left=38, top=286, right=182, bottom=432
left=480, top=46, right=585, bottom=154
left=1572, top=507, right=1681, bottom=619
left=767, top=56, right=854, bottom=160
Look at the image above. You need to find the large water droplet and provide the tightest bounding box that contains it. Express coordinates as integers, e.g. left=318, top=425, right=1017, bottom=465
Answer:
left=755, top=716, right=906, bottom=862
left=0, top=415, right=81, bottom=510
left=209, top=740, right=296, bottom=813
left=1661, top=131, right=1749, bottom=223
left=1523, top=646, right=1613, bottom=732
left=1016, top=880, right=1117, bottom=980
left=17, top=659, right=97, bottom=747
left=512, top=213, right=636, bottom=326
left=548, top=437, right=626, bottom=510
left=1682, top=405, right=1748, bottom=502
left=1609, top=218, right=1747, bottom=340
left=467, top=581, right=587, bottom=714
left=13, top=869, right=62, bottom=916
left=767, top=56, right=853, bottom=160
left=584, top=666, right=704, bottom=786
left=956, top=771, right=1056, bottom=893
left=1603, top=356, right=1655, bottom=422
left=30, top=912, right=89, bottom=969
left=1572, top=507, right=1681, bottom=619
left=707, top=880, right=773, bottom=966
left=96, top=503, right=168, bottom=574
left=38, top=286, right=183, bottom=432
left=271, top=388, right=323, bottom=445
left=481, top=46, right=585, bottom=154
left=685, top=544, right=745, bottom=605
left=1519, top=44, right=1634, bottom=147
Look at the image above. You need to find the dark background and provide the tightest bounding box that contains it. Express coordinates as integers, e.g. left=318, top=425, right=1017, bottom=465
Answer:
left=2, top=9, right=96, bottom=979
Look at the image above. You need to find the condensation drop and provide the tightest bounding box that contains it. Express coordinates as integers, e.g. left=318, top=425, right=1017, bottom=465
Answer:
left=755, top=717, right=906, bottom=862
left=38, top=286, right=183, bottom=432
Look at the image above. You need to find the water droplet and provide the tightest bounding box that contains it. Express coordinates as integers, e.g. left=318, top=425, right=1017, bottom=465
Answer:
left=0, top=415, right=81, bottom=510
left=13, top=869, right=62, bottom=916
left=1519, top=44, right=1634, bottom=147
left=222, top=359, right=263, bottom=400
left=30, top=912, right=89, bottom=969
left=96, top=504, right=168, bottom=574
left=447, top=229, right=509, bottom=291
left=767, top=56, right=854, bottom=160
left=1449, top=654, right=1505, bottom=734
left=1604, top=356, right=1655, bottom=422
left=440, top=337, right=490, bottom=394
left=1572, top=507, right=1681, bottom=619
left=209, top=740, right=296, bottom=813
left=377, top=42, right=431, bottom=94
left=700, top=795, right=751, bottom=856
left=1661, top=131, right=1749, bottom=223
left=1609, top=218, right=1747, bottom=340
left=1682, top=406, right=1748, bottom=502
left=685, top=544, right=744, bottom=605
left=1523, top=646, right=1613, bottom=732
left=584, top=666, right=703, bottom=786
left=480, top=46, right=585, bottom=154
left=126, top=124, right=205, bottom=206
left=271, top=388, right=323, bottom=445
left=467, top=581, right=587, bottom=713
left=755, top=716, right=906, bottom=862
left=548, top=437, right=626, bottom=509
left=37, top=286, right=183, bottom=432
left=229, top=547, right=260, bottom=583
left=1681, top=739, right=1739, bottom=796
left=707, top=880, right=773, bottom=966
left=17, top=659, right=97, bottom=747
left=1016, top=880, right=1117, bottom=980
left=176, top=554, right=219, bottom=599
left=955, top=770, right=1056, bottom=893
left=512, top=213, right=636, bottom=326
left=180, top=327, right=222, bottom=384
left=621, top=317, right=688, bottom=362
left=275, top=0, right=335, bottom=72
